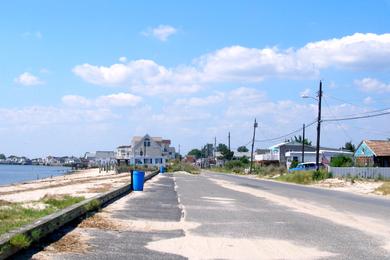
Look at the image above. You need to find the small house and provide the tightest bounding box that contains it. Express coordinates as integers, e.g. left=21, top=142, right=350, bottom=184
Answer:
left=354, top=140, right=390, bottom=167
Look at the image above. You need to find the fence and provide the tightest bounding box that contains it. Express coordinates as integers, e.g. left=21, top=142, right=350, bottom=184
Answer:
left=328, top=166, right=390, bottom=180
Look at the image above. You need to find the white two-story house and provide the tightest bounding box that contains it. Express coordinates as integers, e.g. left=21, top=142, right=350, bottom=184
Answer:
left=116, top=134, right=175, bottom=167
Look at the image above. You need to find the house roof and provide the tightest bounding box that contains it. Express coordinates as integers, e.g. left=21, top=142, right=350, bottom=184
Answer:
left=364, top=140, right=390, bottom=156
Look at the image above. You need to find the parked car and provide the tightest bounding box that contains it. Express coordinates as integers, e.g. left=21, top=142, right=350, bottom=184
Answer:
left=288, top=162, right=324, bottom=173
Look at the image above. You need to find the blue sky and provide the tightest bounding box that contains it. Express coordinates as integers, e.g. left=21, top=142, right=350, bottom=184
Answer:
left=1, top=1, right=390, bottom=157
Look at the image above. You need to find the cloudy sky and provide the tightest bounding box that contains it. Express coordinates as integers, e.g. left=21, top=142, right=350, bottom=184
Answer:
left=1, top=1, right=390, bottom=157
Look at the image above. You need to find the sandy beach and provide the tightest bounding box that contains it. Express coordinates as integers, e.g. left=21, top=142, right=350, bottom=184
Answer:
left=0, top=168, right=132, bottom=203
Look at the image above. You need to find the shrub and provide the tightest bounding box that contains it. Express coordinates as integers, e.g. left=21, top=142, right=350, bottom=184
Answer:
left=289, top=160, right=299, bottom=169
left=330, top=155, right=353, bottom=167
left=277, top=170, right=331, bottom=184
left=167, top=161, right=199, bottom=174
left=10, top=234, right=31, bottom=249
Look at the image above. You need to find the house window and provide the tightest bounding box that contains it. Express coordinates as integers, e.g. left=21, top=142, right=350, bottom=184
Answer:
left=155, top=158, right=162, bottom=164
left=144, top=138, right=151, bottom=147
left=140, top=150, right=143, bottom=156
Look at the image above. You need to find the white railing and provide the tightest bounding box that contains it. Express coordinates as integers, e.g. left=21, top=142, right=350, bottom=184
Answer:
left=328, top=166, right=390, bottom=180
left=255, top=154, right=279, bottom=161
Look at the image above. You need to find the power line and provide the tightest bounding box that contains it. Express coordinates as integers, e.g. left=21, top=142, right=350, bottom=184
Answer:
left=323, top=97, right=353, bottom=141
left=322, top=111, right=390, bottom=122
left=255, top=120, right=317, bottom=143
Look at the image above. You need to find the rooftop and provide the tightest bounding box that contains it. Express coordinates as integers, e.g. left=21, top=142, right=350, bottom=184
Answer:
left=364, top=140, right=390, bottom=156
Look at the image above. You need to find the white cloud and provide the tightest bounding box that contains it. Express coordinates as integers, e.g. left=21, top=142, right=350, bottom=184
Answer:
left=14, top=72, right=44, bottom=86
left=62, top=93, right=142, bottom=108
left=95, top=93, right=142, bottom=107
left=22, top=31, right=42, bottom=39
left=73, top=60, right=201, bottom=95
left=300, top=88, right=311, bottom=97
left=174, top=92, right=225, bottom=106
left=143, top=25, right=177, bottom=41
left=73, top=33, right=390, bottom=95
left=119, top=56, right=127, bottom=63
left=62, top=95, right=92, bottom=107
left=355, top=78, right=390, bottom=93
left=363, top=96, right=373, bottom=105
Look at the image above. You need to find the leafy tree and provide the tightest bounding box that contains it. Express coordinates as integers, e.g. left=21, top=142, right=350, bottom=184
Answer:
left=292, top=135, right=312, bottom=145
left=289, top=160, right=299, bottom=169
left=0, top=154, right=5, bottom=160
left=239, top=156, right=249, bottom=164
left=187, top=149, right=202, bottom=159
left=330, top=155, right=353, bottom=167
left=201, top=144, right=214, bottom=158
left=217, top=143, right=234, bottom=161
left=343, top=141, right=356, bottom=153
left=237, top=146, right=249, bottom=152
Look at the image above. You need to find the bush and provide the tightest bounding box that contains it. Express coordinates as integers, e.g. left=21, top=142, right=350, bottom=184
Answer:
left=330, top=155, right=353, bottom=167
left=167, top=161, right=199, bottom=174
left=253, top=165, right=286, bottom=177
left=277, top=170, right=331, bottom=184
left=289, top=160, right=299, bottom=169
left=10, top=234, right=31, bottom=249
left=224, top=160, right=246, bottom=170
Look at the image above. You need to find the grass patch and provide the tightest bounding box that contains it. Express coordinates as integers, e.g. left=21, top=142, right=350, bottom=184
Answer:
left=0, top=195, right=85, bottom=236
left=10, top=234, right=31, bottom=249
left=42, top=195, right=84, bottom=209
left=375, top=182, right=390, bottom=195
left=84, top=199, right=101, bottom=212
left=277, top=170, right=331, bottom=185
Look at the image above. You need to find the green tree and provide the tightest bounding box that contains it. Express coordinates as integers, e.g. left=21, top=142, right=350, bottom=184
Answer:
left=201, top=144, right=214, bottom=158
left=217, top=143, right=234, bottom=161
left=0, top=154, right=5, bottom=160
left=292, top=135, right=312, bottom=145
left=237, top=146, right=249, bottom=152
left=343, top=141, right=356, bottom=153
left=187, top=149, right=202, bottom=159
left=330, top=155, right=353, bottom=167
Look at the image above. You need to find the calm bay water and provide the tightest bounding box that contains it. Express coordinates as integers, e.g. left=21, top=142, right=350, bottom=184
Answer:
left=0, top=164, right=72, bottom=185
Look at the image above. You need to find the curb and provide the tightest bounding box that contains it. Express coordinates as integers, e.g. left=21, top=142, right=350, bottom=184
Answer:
left=0, top=170, right=159, bottom=260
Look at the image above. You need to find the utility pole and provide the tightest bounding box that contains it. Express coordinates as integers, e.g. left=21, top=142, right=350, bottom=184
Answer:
left=315, top=81, right=323, bottom=171
left=302, top=123, right=305, bottom=163
left=214, top=137, right=217, bottom=158
left=228, top=132, right=231, bottom=152
left=250, top=118, right=258, bottom=174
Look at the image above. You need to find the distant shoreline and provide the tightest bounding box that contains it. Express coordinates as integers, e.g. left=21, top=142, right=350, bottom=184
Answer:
left=0, top=165, right=74, bottom=186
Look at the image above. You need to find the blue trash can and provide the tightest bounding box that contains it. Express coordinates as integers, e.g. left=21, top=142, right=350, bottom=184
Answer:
left=132, top=171, right=145, bottom=191
left=160, top=166, right=165, bottom=174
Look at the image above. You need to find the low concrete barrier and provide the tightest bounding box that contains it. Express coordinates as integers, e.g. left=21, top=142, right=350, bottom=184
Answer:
left=0, top=170, right=159, bottom=260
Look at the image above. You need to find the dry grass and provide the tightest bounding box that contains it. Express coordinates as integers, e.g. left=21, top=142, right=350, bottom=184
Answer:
left=78, top=213, right=122, bottom=230
left=43, top=231, right=90, bottom=253
left=87, top=183, right=113, bottom=193
left=375, top=182, right=390, bottom=195
left=0, top=199, right=12, bottom=206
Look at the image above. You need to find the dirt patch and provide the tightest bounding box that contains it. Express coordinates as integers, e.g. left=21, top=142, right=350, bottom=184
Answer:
left=314, top=178, right=385, bottom=196
left=0, top=199, right=12, bottom=206
left=33, top=230, right=90, bottom=258
left=78, top=213, right=122, bottom=230
left=87, top=183, right=113, bottom=193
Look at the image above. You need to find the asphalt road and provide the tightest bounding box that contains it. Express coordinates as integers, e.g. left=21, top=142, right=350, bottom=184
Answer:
left=20, top=172, right=390, bottom=259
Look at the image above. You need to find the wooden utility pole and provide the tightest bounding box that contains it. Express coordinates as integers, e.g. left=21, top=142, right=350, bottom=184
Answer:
left=302, top=123, right=305, bottom=163
left=214, top=137, right=217, bottom=158
left=250, top=118, right=258, bottom=174
left=228, top=132, right=231, bottom=152
left=315, top=81, right=323, bottom=171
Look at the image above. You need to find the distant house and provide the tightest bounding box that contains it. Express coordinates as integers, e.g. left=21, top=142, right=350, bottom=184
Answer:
left=255, top=141, right=316, bottom=166
left=255, top=141, right=351, bottom=167
left=116, top=134, right=175, bottom=167
left=355, top=140, right=390, bottom=167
